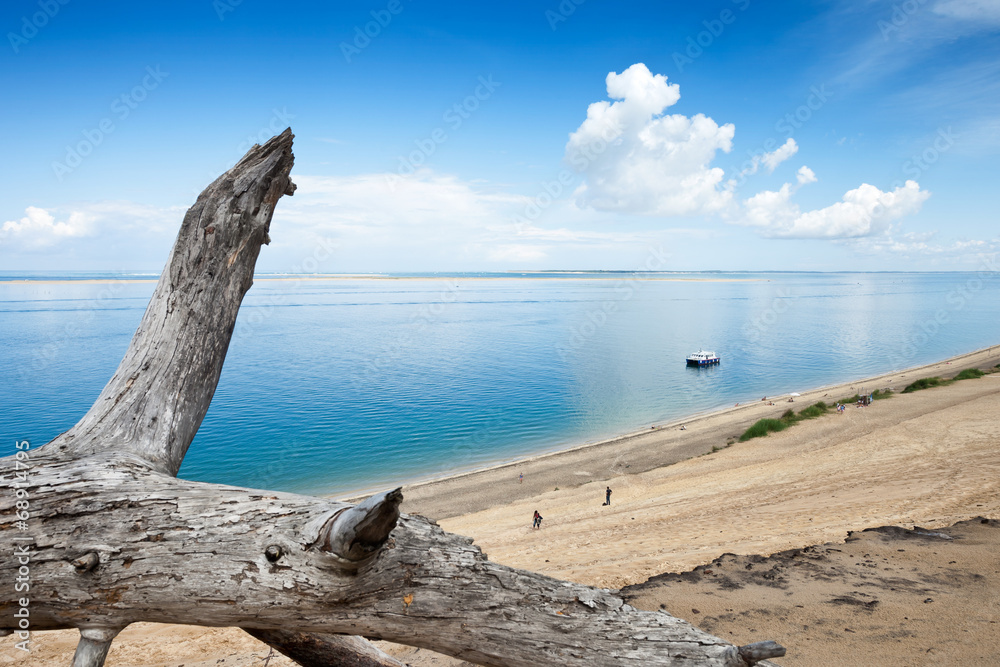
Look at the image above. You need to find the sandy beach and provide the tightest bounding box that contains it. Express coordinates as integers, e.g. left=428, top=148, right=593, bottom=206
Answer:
left=4, top=346, right=999, bottom=666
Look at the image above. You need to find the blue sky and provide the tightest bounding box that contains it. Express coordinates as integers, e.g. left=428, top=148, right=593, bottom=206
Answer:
left=2, top=0, right=998, bottom=272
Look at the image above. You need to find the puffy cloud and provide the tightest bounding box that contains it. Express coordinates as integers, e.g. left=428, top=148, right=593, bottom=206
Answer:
left=796, top=166, right=817, bottom=185
left=1, top=207, right=94, bottom=249
left=1, top=202, right=181, bottom=251
left=565, top=63, right=735, bottom=216
left=0, top=202, right=186, bottom=268
left=743, top=178, right=931, bottom=239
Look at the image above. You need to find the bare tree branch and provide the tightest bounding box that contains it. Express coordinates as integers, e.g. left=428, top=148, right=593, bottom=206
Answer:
left=47, top=128, right=296, bottom=476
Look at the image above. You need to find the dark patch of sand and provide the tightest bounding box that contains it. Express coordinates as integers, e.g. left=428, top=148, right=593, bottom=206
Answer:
left=622, top=518, right=1000, bottom=666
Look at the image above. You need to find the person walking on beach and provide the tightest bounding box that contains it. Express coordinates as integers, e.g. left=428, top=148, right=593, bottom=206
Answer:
left=605, top=486, right=612, bottom=506
left=532, top=510, right=542, bottom=529
left=519, top=472, right=523, bottom=484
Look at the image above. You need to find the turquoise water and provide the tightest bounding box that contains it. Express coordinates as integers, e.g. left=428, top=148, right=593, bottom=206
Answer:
left=2, top=271, right=998, bottom=496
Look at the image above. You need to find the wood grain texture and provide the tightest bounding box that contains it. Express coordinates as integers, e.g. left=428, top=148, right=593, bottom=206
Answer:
left=245, top=630, right=411, bottom=667
left=0, top=459, right=752, bottom=666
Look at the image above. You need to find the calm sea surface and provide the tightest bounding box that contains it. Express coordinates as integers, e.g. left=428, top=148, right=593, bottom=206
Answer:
left=2, top=272, right=998, bottom=496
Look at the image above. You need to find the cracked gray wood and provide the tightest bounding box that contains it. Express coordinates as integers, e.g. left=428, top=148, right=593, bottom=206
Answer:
left=0, top=129, right=783, bottom=666
left=245, top=630, right=410, bottom=667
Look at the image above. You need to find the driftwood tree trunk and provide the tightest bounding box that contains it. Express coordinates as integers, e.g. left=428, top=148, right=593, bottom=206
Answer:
left=0, top=130, right=784, bottom=667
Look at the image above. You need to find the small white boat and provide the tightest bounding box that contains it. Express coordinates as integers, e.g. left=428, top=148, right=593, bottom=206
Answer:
left=686, top=349, right=720, bottom=366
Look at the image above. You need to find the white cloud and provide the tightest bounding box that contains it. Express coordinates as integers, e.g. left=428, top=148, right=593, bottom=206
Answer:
left=796, top=166, right=817, bottom=185
left=1, top=202, right=181, bottom=255
left=743, top=179, right=931, bottom=239
left=761, top=138, right=799, bottom=173
left=268, top=170, right=670, bottom=271
left=3, top=169, right=697, bottom=271
left=933, top=0, right=1000, bottom=24
left=735, top=138, right=800, bottom=182
left=847, top=231, right=1000, bottom=266
left=565, top=63, right=735, bottom=216
left=1, top=207, right=94, bottom=249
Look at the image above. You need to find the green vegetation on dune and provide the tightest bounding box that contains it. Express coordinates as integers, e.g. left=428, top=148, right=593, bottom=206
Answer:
left=902, top=367, right=989, bottom=393
left=795, top=402, right=829, bottom=420
left=902, top=376, right=946, bottom=393
left=739, top=418, right=788, bottom=442
left=738, top=394, right=890, bottom=443
left=735, top=363, right=992, bottom=444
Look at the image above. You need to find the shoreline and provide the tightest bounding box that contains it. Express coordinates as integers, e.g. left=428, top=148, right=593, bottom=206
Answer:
left=339, top=343, right=1000, bottom=511
left=432, top=342, right=1000, bottom=589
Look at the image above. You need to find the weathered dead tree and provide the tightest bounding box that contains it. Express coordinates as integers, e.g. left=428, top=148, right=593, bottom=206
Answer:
left=0, top=129, right=785, bottom=667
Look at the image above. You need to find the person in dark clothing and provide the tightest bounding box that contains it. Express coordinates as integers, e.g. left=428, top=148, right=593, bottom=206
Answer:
left=532, top=510, right=542, bottom=529
left=605, top=486, right=612, bottom=506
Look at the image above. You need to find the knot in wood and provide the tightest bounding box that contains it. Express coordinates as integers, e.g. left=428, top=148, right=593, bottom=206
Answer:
left=72, top=552, right=100, bottom=572
left=265, top=545, right=283, bottom=563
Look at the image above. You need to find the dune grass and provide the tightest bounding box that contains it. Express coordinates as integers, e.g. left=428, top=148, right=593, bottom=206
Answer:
left=739, top=401, right=834, bottom=441
left=739, top=418, right=789, bottom=442
left=902, top=376, right=946, bottom=393
left=795, top=402, right=829, bottom=420
left=902, top=367, right=987, bottom=393
left=737, top=362, right=990, bottom=442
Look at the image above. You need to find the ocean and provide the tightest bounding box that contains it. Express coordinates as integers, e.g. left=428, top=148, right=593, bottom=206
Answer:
left=2, top=271, right=998, bottom=496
